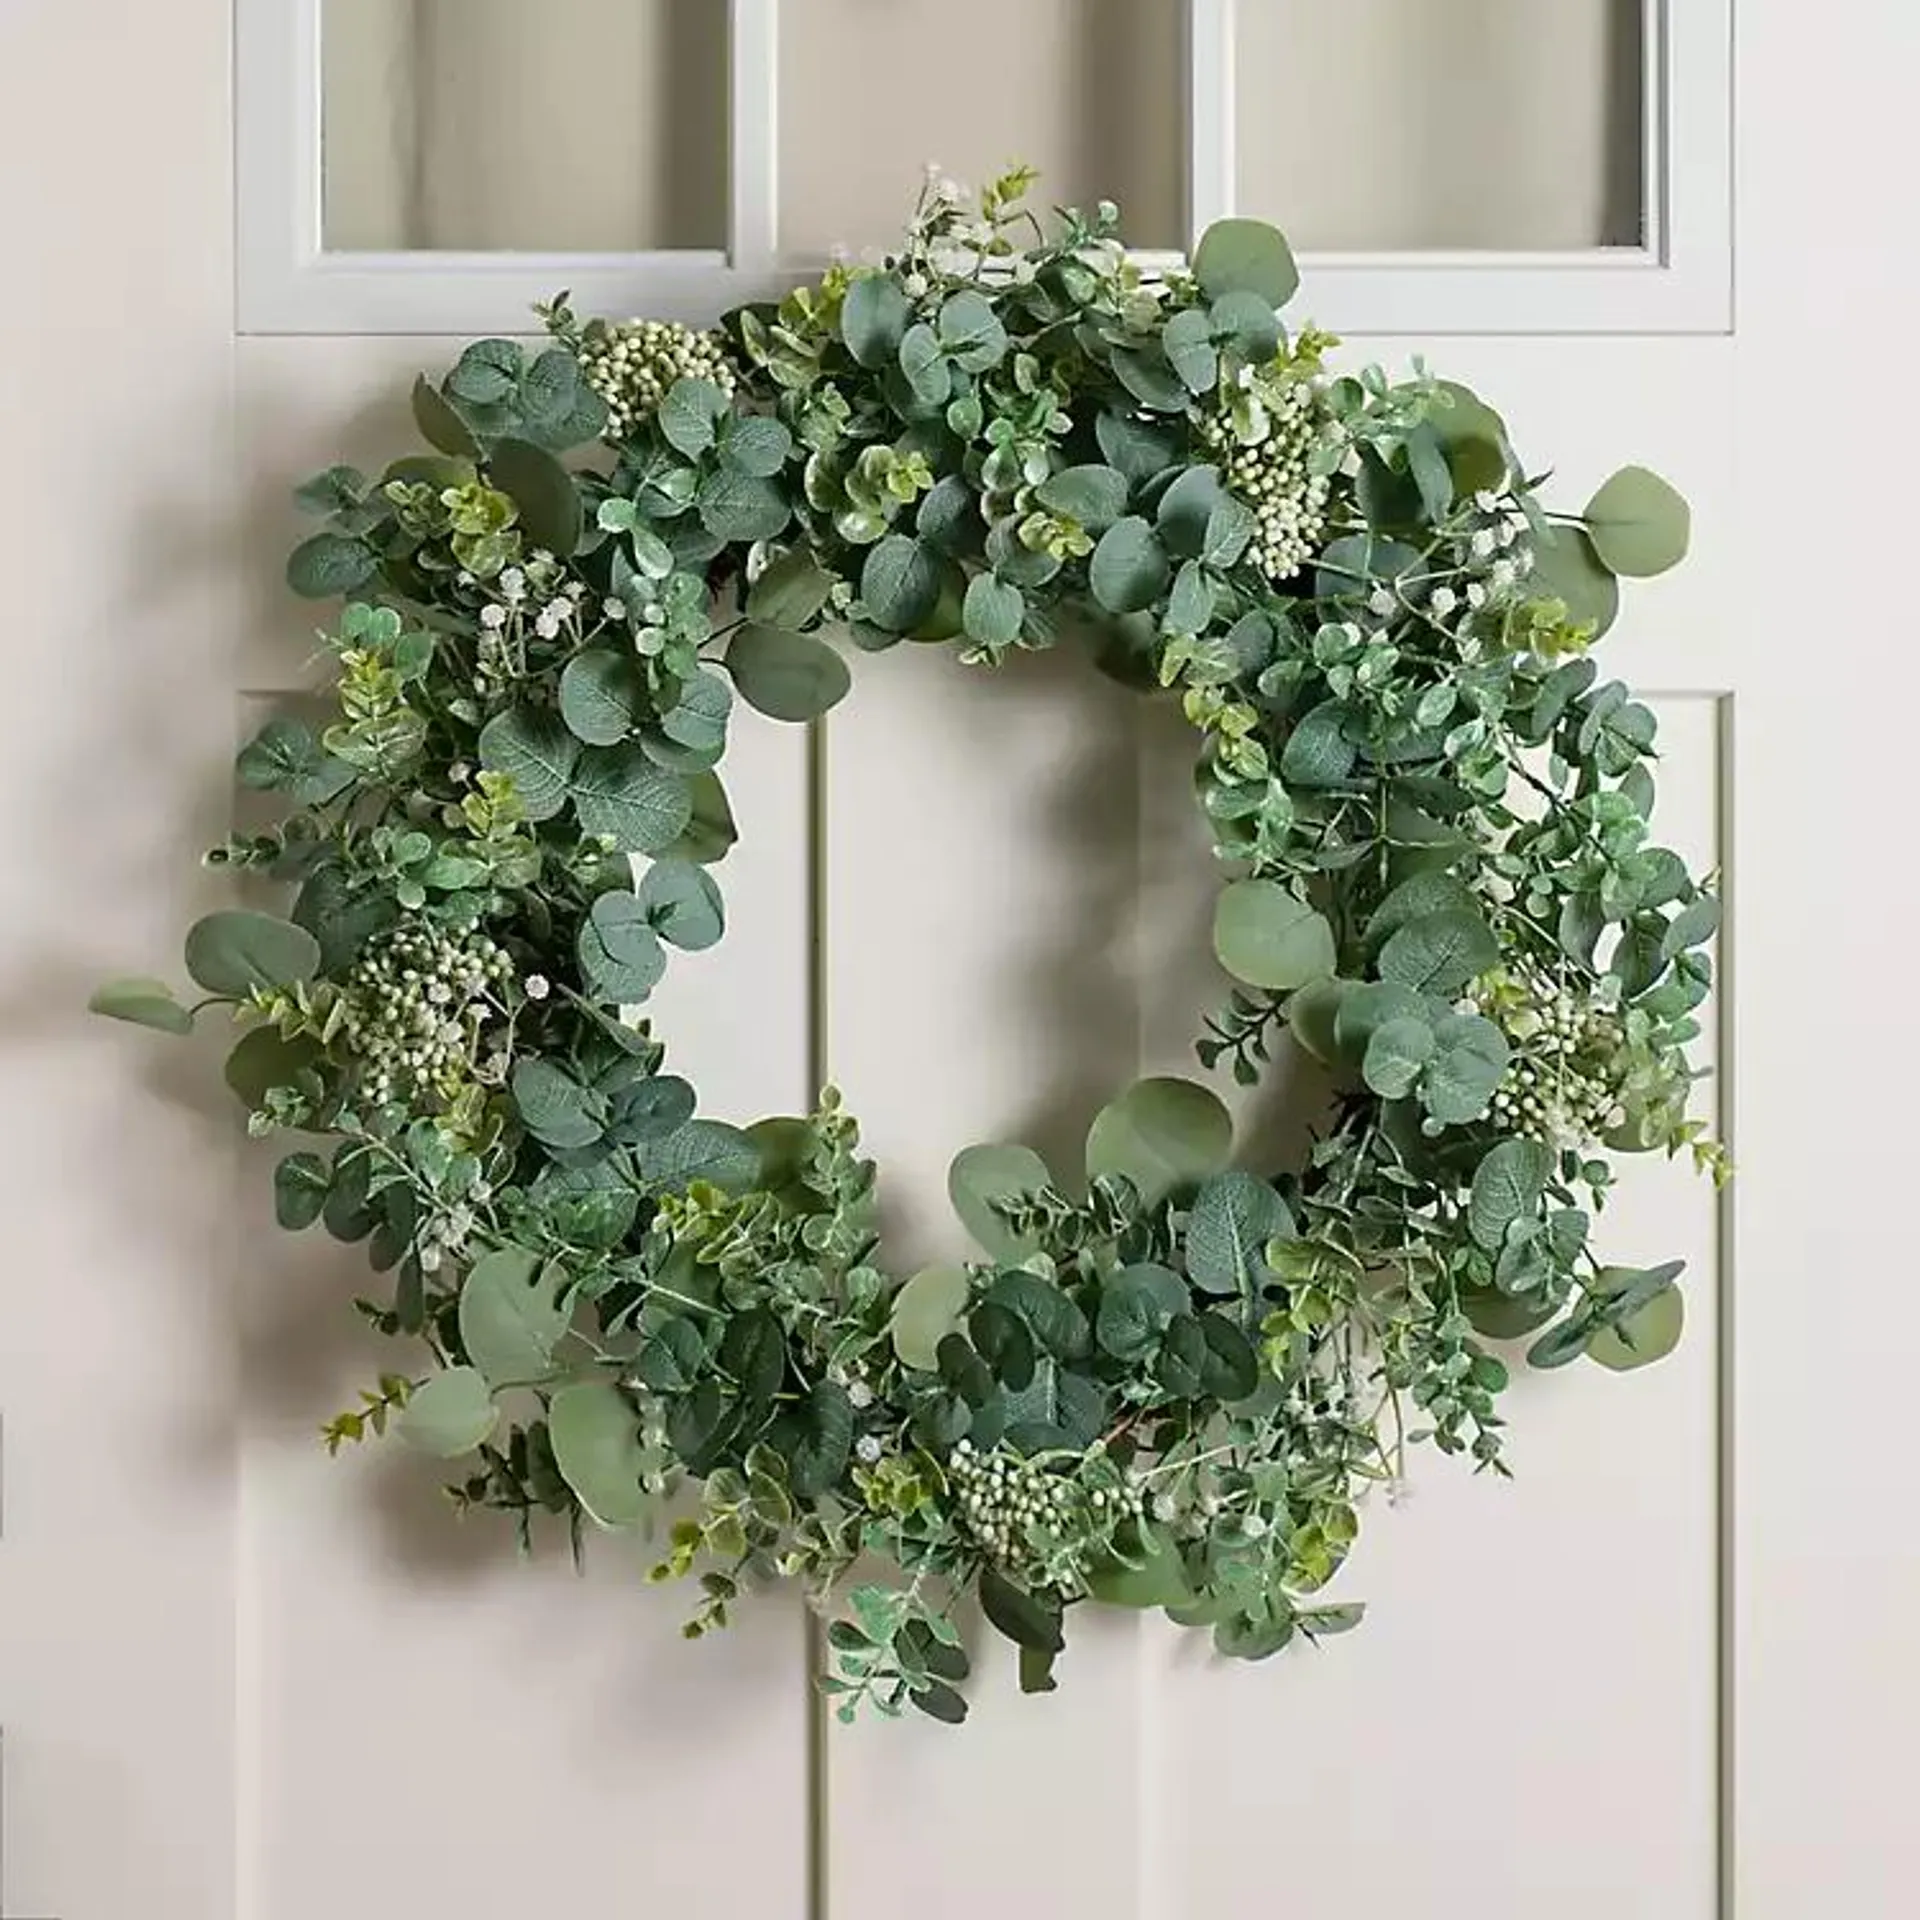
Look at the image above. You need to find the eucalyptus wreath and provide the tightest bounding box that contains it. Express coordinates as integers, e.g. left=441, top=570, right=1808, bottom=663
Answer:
left=95, top=172, right=1725, bottom=1726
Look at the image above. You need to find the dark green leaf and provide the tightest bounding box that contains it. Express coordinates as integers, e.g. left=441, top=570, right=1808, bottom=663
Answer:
left=184, top=911, right=321, bottom=997
left=728, top=624, right=852, bottom=721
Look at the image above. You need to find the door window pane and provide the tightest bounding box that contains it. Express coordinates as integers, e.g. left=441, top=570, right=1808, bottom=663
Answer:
left=779, top=0, right=1185, bottom=257
left=1238, top=0, right=1645, bottom=252
left=322, top=0, right=727, bottom=252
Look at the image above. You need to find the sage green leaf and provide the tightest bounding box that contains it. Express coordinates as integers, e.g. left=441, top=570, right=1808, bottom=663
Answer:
left=962, top=573, right=1024, bottom=649
left=1089, top=516, right=1171, bottom=615
left=570, top=746, right=692, bottom=852
left=1362, top=1016, right=1436, bottom=1099
left=398, top=1367, right=498, bottom=1458
left=1213, top=879, right=1336, bottom=991
left=1096, top=1263, right=1189, bottom=1362
left=664, top=769, right=737, bottom=864
left=898, top=322, right=951, bottom=402
left=489, top=436, right=581, bottom=556
left=1422, top=1012, right=1510, bottom=1125
left=840, top=271, right=911, bottom=368
left=224, top=1026, right=319, bottom=1107
left=1096, top=410, right=1181, bottom=487
left=286, top=532, right=378, bottom=600
left=728, top=624, right=852, bottom=721
left=1286, top=977, right=1352, bottom=1065
left=1186, top=1169, right=1295, bottom=1297
left=910, top=1681, right=969, bottom=1725
left=1430, top=381, right=1511, bottom=496
left=1034, top=464, right=1129, bottom=531
left=936, top=290, right=1008, bottom=372
left=1209, top=289, right=1282, bottom=360
left=638, top=1119, right=763, bottom=1195
left=988, top=1274, right=1094, bottom=1370
left=478, top=706, right=578, bottom=821
left=1111, top=345, right=1190, bottom=412
left=979, top=1569, right=1065, bottom=1655
left=576, top=890, right=666, bottom=1001
left=89, top=977, right=194, bottom=1035
left=273, top=1151, right=331, bottom=1229
left=459, top=1245, right=567, bottom=1386
left=1086, top=1077, right=1232, bottom=1208
left=511, top=1058, right=606, bottom=1151
left=549, top=1380, right=650, bottom=1527
left=184, top=911, right=321, bottom=998
left=720, top=414, right=792, bottom=479
left=237, top=718, right=355, bottom=805
left=411, top=374, right=478, bottom=456
left=1583, top=465, right=1691, bottom=577
left=657, top=376, right=730, bottom=458
left=948, top=1142, right=1052, bottom=1261
left=655, top=665, right=732, bottom=760
left=637, top=856, right=725, bottom=950
left=890, top=1265, right=972, bottom=1371
left=860, top=533, right=943, bottom=634
left=1378, top=908, right=1499, bottom=995
left=1162, top=308, right=1219, bottom=393
left=1468, top=1139, right=1551, bottom=1253
left=1333, top=980, right=1428, bottom=1062
left=1193, top=218, right=1299, bottom=308
left=446, top=338, right=524, bottom=405
left=779, top=1381, right=855, bottom=1499
left=1156, top=464, right=1228, bottom=558
left=1663, top=894, right=1721, bottom=957
left=559, top=648, right=644, bottom=747
left=1531, top=524, right=1620, bottom=638
left=1280, top=701, right=1357, bottom=787
left=1364, top=870, right=1480, bottom=947
left=746, top=550, right=835, bottom=629
left=698, top=467, right=792, bottom=543
left=1588, top=1276, right=1686, bottom=1372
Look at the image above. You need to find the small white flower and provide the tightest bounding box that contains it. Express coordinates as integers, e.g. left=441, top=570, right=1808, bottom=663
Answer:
left=547, top=596, right=575, bottom=623
left=499, top=567, right=527, bottom=597
left=1340, top=447, right=1364, bottom=479
left=855, top=1435, right=884, bottom=1465
left=1490, top=558, right=1516, bottom=591
left=524, top=974, right=550, bottom=1001
left=1474, top=489, right=1503, bottom=513
left=846, top=1380, right=874, bottom=1410
left=1469, top=529, right=1497, bottom=560
left=420, top=1245, right=443, bottom=1274
left=902, top=271, right=929, bottom=299
left=1368, top=587, right=1396, bottom=616
left=1430, top=585, right=1458, bottom=617
left=456, top=570, right=475, bottom=588
left=479, top=604, right=508, bottom=630
left=603, top=597, right=628, bottom=622
left=534, top=612, right=560, bottom=640
left=1466, top=583, right=1488, bottom=609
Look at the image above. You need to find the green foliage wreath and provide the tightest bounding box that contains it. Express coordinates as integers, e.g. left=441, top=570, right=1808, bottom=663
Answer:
left=97, top=173, right=1725, bottom=1725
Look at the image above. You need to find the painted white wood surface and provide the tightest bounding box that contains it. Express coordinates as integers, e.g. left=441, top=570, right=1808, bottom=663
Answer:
left=6, top=0, right=1920, bottom=1915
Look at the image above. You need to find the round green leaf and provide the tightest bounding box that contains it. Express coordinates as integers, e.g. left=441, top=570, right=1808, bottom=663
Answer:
left=936, top=290, right=1009, bottom=373
left=728, top=624, right=852, bottom=722
left=1192, top=218, right=1300, bottom=308
left=183, top=911, right=322, bottom=998
left=890, top=1265, right=973, bottom=1371
left=861, top=534, right=944, bottom=634
left=657, top=377, right=729, bottom=459
left=948, top=1143, right=1053, bottom=1261
left=1377, top=908, right=1499, bottom=996
left=223, top=1026, right=320, bottom=1107
left=1588, top=1277, right=1686, bottom=1372
left=747, top=550, right=835, bottom=629
left=1531, top=524, right=1621, bottom=638
left=89, top=977, right=193, bottom=1035
left=1089, top=516, right=1171, bottom=615
left=570, top=746, right=693, bottom=852
left=637, top=856, right=725, bottom=950
left=559, top=648, right=644, bottom=746
left=1362, top=1015, right=1436, bottom=1099
left=663, top=770, right=737, bottom=864
left=1213, top=880, right=1337, bottom=991
left=841, top=272, right=911, bottom=368
left=1430, top=381, right=1512, bottom=496
left=478, top=706, right=579, bottom=821
left=1468, top=1139, right=1551, bottom=1253
left=549, top=1381, right=650, bottom=1527
left=577, top=890, right=667, bottom=1000
left=1185, top=1171, right=1295, bottom=1296
left=1086, top=1077, right=1233, bottom=1209
left=1583, top=465, right=1691, bottom=578
left=1034, top=464, right=1129, bottom=531
left=963, top=573, right=1024, bottom=649
left=398, top=1367, right=499, bottom=1459
left=285, top=532, right=377, bottom=601
left=458, top=1246, right=566, bottom=1387
left=1422, top=1013, right=1511, bottom=1125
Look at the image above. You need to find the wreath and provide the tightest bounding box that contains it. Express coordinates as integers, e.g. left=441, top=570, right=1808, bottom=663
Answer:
left=95, top=172, right=1725, bottom=1726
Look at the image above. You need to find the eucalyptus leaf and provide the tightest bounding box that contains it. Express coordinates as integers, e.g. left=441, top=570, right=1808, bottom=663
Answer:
left=549, top=1381, right=651, bottom=1527
left=398, top=1368, right=498, bottom=1458
left=1213, top=880, right=1336, bottom=991
left=728, top=624, right=852, bottom=721
left=1085, top=1077, right=1232, bottom=1208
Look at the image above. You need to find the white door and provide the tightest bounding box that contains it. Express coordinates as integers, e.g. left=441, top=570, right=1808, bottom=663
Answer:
left=3, top=2, right=1914, bottom=1916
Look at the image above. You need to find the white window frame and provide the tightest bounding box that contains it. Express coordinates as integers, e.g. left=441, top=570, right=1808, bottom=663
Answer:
left=237, top=0, right=1730, bottom=337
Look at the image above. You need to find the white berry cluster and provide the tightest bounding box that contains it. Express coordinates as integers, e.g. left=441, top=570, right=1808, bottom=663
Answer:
left=1199, top=374, right=1334, bottom=582
left=579, top=319, right=739, bottom=441
left=1476, top=972, right=1628, bottom=1148
left=339, top=924, right=514, bottom=1107
left=948, top=1438, right=1143, bottom=1586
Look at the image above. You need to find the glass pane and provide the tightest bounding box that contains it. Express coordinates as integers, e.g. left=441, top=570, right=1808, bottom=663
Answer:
left=322, top=0, right=727, bottom=252
left=1238, top=0, right=1644, bottom=252
left=780, top=0, right=1185, bottom=256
